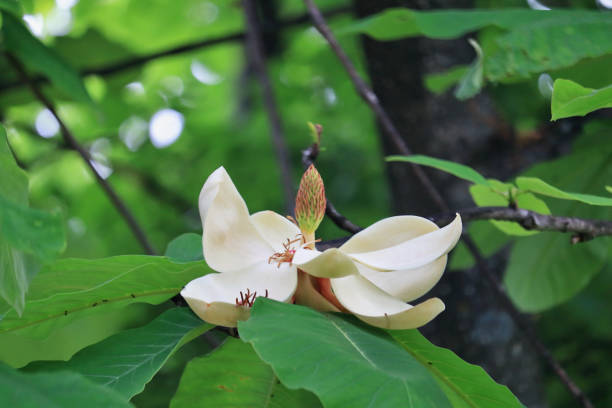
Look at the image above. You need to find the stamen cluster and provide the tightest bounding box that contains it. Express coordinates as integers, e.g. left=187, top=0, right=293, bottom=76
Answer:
left=235, top=288, right=269, bottom=307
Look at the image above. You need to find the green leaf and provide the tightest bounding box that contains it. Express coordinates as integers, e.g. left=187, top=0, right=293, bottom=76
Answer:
left=450, top=220, right=513, bottom=270
left=0, top=195, right=65, bottom=260
left=1, top=12, right=91, bottom=103
left=505, top=233, right=607, bottom=312
left=424, top=65, right=469, bottom=95
left=389, top=329, right=523, bottom=407
left=506, top=127, right=612, bottom=311
left=0, top=125, right=27, bottom=207
left=172, top=337, right=322, bottom=408
left=551, top=79, right=612, bottom=120
left=516, top=176, right=612, bottom=206
left=239, top=299, right=451, bottom=408
left=165, top=233, right=203, bottom=263
left=0, top=255, right=210, bottom=337
left=0, top=240, right=28, bottom=318
left=0, top=363, right=132, bottom=407
left=26, top=307, right=212, bottom=399
left=386, top=154, right=488, bottom=185
left=454, top=39, right=484, bottom=100
left=469, top=181, right=551, bottom=236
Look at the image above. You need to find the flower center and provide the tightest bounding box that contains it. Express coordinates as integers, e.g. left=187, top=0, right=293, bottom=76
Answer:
left=235, top=288, right=269, bottom=307
left=268, top=235, right=302, bottom=267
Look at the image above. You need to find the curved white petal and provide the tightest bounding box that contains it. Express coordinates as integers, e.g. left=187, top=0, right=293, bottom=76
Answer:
left=200, top=167, right=273, bottom=272
left=250, top=210, right=301, bottom=252
left=330, top=275, right=445, bottom=330
left=357, top=256, right=447, bottom=302
left=293, top=247, right=358, bottom=278
left=181, top=261, right=297, bottom=327
left=341, top=215, right=439, bottom=254
left=346, top=214, right=462, bottom=271
left=293, top=270, right=340, bottom=313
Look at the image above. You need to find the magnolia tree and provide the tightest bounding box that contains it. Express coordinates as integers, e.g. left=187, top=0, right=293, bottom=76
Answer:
left=0, top=1, right=611, bottom=408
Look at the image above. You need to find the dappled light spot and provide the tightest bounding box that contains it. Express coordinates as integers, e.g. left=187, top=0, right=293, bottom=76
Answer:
left=191, top=61, right=222, bottom=85
left=149, top=109, right=184, bottom=149
left=119, top=116, right=148, bottom=152
left=23, top=14, right=44, bottom=38
left=125, top=82, right=146, bottom=95
left=56, top=0, right=79, bottom=10
left=46, top=8, right=73, bottom=36
left=35, top=109, right=60, bottom=138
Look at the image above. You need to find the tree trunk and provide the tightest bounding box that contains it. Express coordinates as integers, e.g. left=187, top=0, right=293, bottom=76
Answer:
left=352, top=1, right=545, bottom=406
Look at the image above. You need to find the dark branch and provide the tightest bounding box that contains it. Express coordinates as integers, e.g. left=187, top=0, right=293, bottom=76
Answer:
left=7, top=53, right=156, bottom=255
left=243, top=0, right=294, bottom=214
left=432, top=207, right=612, bottom=240
left=302, top=2, right=594, bottom=407
left=0, top=6, right=350, bottom=94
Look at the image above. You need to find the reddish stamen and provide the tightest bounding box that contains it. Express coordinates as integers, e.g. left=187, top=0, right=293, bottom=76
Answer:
left=235, top=288, right=270, bottom=307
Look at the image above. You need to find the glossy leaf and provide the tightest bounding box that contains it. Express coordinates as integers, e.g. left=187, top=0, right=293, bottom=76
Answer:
left=172, top=337, right=322, bottom=408
left=26, top=307, right=211, bottom=399
left=387, top=154, right=488, bottom=185
left=239, top=298, right=451, bottom=408
left=551, top=79, right=612, bottom=120
left=0, top=256, right=210, bottom=337
left=0, top=363, right=132, bottom=407
left=454, top=39, right=484, bottom=100
left=165, top=233, right=203, bottom=263
left=516, top=177, right=612, bottom=206
left=389, top=329, right=523, bottom=407
left=1, top=12, right=90, bottom=102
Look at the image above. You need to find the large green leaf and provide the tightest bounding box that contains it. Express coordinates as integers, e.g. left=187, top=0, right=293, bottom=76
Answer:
left=505, top=233, right=606, bottom=312
left=0, top=256, right=210, bottom=337
left=239, top=299, right=451, bottom=408
left=516, top=176, right=612, bottom=206
left=0, top=0, right=20, bottom=17
left=551, top=79, right=612, bottom=120
left=424, top=65, right=469, bottom=95
left=505, top=126, right=612, bottom=311
left=1, top=12, right=90, bottom=102
left=172, top=337, right=322, bottom=408
left=389, top=329, right=523, bottom=407
left=386, top=154, right=488, bottom=185
left=26, top=307, right=211, bottom=399
left=0, top=363, right=132, bottom=407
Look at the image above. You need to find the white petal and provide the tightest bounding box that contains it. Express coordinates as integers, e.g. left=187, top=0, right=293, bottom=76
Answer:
left=293, top=247, right=358, bottom=278
left=181, top=261, right=297, bottom=327
left=331, top=275, right=445, bottom=330
left=250, top=210, right=301, bottom=252
left=341, top=215, right=440, bottom=253
left=357, top=256, right=447, bottom=302
left=293, top=270, right=340, bottom=312
left=200, top=167, right=273, bottom=272
left=346, top=214, right=462, bottom=271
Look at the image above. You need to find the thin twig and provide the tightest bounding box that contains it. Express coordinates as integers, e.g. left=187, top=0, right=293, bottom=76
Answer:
left=243, top=0, right=294, bottom=214
left=0, top=6, right=350, bottom=94
left=432, top=207, right=612, bottom=241
left=7, top=53, right=156, bottom=255
left=302, top=2, right=593, bottom=407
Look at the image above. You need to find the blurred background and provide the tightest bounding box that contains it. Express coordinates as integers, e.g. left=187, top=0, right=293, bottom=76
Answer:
left=0, top=0, right=610, bottom=407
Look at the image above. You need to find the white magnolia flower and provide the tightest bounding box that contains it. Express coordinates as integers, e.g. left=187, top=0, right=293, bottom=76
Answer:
left=180, top=166, right=353, bottom=327
left=293, top=213, right=462, bottom=330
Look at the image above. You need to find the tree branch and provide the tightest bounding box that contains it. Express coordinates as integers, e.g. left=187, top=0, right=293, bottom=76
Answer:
left=7, top=53, right=156, bottom=255
left=0, top=6, right=350, bottom=94
left=432, top=207, right=612, bottom=240
left=242, top=0, right=294, bottom=214
left=302, top=2, right=593, bottom=407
